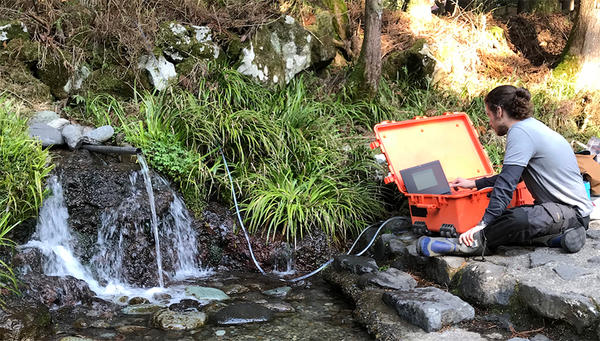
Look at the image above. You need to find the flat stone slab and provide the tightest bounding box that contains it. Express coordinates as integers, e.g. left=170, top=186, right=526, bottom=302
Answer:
left=261, top=286, right=291, bottom=298
left=382, top=287, right=474, bottom=332
left=553, top=264, right=593, bottom=281
left=121, top=304, right=165, bottom=315
left=357, top=267, right=417, bottom=290
left=185, top=286, right=230, bottom=302
left=530, top=249, right=570, bottom=267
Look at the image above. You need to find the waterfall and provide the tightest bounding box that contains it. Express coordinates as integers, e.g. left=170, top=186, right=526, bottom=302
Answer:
left=23, top=163, right=211, bottom=299
left=137, top=154, right=164, bottom=288
left=23, top=176, right=103, bottom=293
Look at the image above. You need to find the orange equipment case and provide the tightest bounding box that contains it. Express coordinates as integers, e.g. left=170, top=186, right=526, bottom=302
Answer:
left=370, top=112, right=534, bottom=237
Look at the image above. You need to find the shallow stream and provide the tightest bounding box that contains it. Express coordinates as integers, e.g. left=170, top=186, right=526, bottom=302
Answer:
left=47, top=271, right=373, bottom=341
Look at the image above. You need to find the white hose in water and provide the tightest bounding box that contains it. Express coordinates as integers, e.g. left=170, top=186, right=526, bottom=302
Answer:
left=220, top=149, right=411, bottom=283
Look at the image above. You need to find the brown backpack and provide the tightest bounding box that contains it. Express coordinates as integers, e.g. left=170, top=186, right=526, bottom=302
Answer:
left=576, top=154, right=600, bottom=195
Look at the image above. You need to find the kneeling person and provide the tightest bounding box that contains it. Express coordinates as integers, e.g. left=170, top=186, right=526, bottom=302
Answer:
left=417, top=85, right=592, bottom=257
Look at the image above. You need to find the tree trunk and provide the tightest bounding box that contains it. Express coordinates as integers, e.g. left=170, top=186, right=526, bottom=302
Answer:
left=349, top=0, right=383, bottom=99
left=565, top=0, right=600, bottom=90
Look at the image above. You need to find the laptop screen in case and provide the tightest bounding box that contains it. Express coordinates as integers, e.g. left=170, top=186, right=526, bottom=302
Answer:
left=400, top=160, right=452, bottom=195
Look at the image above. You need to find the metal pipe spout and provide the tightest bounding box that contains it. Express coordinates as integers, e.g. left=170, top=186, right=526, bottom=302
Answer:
left=80, top=144, right=142, bottom=155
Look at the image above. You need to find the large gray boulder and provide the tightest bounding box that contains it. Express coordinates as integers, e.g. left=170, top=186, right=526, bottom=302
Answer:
left=382, top=287, right=475, bottom=332
left=333, top=255, right=378, bottom=275
left=382, top=39, right=438, bottom=87
left=28, top=111, right=60, bottom=125
left=453, top=262, right=516, bottom=306
left=237, top=16, right=314, bottom=85
left=518, top=282, right=599, bottom=332
left=357, top=267, right=417, bottom=290
left=28, top=123, right=64, bottom=147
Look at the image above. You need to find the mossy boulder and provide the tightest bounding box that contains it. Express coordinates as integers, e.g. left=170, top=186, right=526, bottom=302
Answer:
left=0, top=38, right=41, bottom=65
left=0, top=20, right=29, bottom=42
left=37, top=54, right=73, bottom=100
left=0, top=298, right=53, bottom=341
left=306, top=9, right=337, bottom=70
left=382, top=38, right=437, bottom=87
left=0, top=61, right=53, bottom=105
left=156, top=22, right=223, bottom=64
left=83, top=65, right=143, bottom=98
left=236, top=15, right=313, bottom=85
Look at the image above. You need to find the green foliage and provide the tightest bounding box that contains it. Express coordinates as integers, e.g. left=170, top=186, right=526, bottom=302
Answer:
left=0, top=96, right=53, bottom=298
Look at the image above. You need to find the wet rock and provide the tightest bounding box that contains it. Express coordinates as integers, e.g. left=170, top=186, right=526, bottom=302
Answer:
left=530, top=335, right=552, bottom=341
left=21, top=274, right=95, bottom=308
left=237, top=291, right=267, bottom=301
left=12, top=247, right=44, bottom=275
left=0, top=298, right=52, bottom=341
left=115, top=296, right=129, bottom=305
left=262, top=286, right=291, bottom=298
left=553, top=264, right=593, bottom=281
left=185, top=286, right=230, bottom=301
left=73, top=318, right=89, bottom=328
left=128, top=297, right=150, bottom=305
left=222, top=283, right=250, bottom=295
left=83, top=125, right=114, bottom=144
left=285, top=292, right=306, bottom=301
left=151, top=309, right=208, bottom=330
left=153, top=292, right=172, bottom=303
left=121, top=304, right=165, bottom=315
left=357, top=267, right=417, bottom=290
left=333, top=255, right=378, bottom=275
left=89, top=320, right=111, bottom=328
left=530, top=249, right=570, bottom=267
left=382, top=287, right=475, bottom=332
left=29, top=110, right=60, bottom=125
left=115, top=325, right=147, bottom=333
left=261, top=301, right=295, bottom=313
left=454, top=262, right=515, bottom=306
left=169, top=299, right=204, bottom=312
left=60, top=337, right=99, bottom=341
left=518, top=282, right=599, bottom=332
left=62, top=124, right=83, bottom=149
left=202, top=302, right=227, bottom=314
left=212, top=302, right=274, bottom=325
left=28, top=123, right=64, bottom=147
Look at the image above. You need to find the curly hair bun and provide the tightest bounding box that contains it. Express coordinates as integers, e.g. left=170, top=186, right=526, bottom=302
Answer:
left=515, top=87, right=531, bottom=101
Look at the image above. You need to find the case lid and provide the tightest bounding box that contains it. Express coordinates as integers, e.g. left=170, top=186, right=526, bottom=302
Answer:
left=370, top=113, right=494, bottom=190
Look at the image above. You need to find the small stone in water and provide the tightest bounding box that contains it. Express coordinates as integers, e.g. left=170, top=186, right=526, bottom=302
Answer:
left=129, top=297, right=150, bottom=305
left=215, top=330, right=226, bottom=336
left=73, top=318, right=89, bottom=329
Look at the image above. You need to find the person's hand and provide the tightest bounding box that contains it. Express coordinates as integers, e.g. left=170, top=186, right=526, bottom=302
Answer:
left=449, top=177, right=476, bottom=191
left=459, top=223, right=486, bottom=247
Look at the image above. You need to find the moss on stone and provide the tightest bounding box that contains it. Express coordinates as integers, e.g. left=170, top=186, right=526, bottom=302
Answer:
left=0, top=62, right=53, bottom=104
left=0, top=38, right=40, bottom=65
left=224, top=34, right=243, bottom=62
left=0, top=20, right=30, bottom=42
left=84, top=65, right=142, bottom=99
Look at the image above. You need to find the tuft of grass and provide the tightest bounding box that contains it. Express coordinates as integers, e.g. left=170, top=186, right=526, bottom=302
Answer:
left=0, top=96, right=54, bottom=298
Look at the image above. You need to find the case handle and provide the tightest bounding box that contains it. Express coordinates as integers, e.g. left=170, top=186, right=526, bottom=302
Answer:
left=414, top=203, right=437, bottom=209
